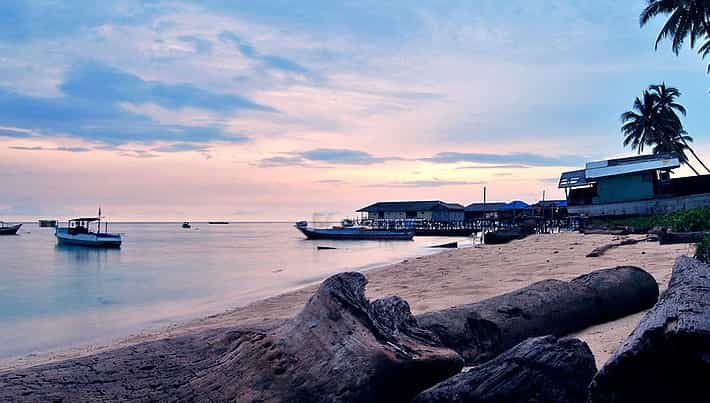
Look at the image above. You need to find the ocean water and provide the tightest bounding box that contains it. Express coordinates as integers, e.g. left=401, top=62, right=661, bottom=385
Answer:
left=0, top=222, right=472, bottom=359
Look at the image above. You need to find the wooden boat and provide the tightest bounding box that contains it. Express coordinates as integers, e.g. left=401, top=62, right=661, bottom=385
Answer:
left=38, top=219, right=58, bottom=228
left=295, top=220, right=414, bottom=241
left=182, top=222, right=191, bottom=229
left=55, top=211, right=121, bottom=248
left=0, top=222, right=22, bottom=235
left=429, top=241, right=458, bottom=248
left=414, top=228, right=474, bottom=236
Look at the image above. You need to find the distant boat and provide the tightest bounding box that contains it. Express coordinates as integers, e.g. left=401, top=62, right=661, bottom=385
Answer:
left=55, top=210, right=122, bottom=248
left=208, top=221, right=229, bottom=224
left=38, top=219, right=58, bottom=228
left=295, top=220, right=414, bottom=240
left=182, top=222, right=191, bottom=229
left=0, top=222, right=22, bottom=235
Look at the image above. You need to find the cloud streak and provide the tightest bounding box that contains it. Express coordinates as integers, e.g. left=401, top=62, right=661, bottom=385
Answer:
left=428, top=152, right=586, bottom=167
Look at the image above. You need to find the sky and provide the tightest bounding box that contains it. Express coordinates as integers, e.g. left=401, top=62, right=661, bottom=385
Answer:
left=1, top=0, right=709, bottom=221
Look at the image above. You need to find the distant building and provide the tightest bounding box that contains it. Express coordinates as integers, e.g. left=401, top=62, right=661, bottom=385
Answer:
left=464, top=201, right=530, bottom=221
left=464, top=202, right=507, bottom=221
left=559, top=153, right=710, bottom=217
left=357, top=200, right=465, bottom=222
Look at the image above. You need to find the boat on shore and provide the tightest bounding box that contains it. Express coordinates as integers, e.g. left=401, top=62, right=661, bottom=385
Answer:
left=208, top=221, right=229, bottom=224
left=55, top=212, right=122, bottom=248
left=38, top=219, right=58, bottom=228
left=295, top=220, right=414, bottom=240
left=0, top=222, right=22, bottom=235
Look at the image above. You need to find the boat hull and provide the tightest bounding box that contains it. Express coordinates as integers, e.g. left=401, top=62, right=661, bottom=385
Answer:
left=55, top=230, right=122, bottom=248
left=0, top=224, right=21, bottom=235
left=296, top=226, right=414, bottom=240
left=413, top=228, right=474, bottom=236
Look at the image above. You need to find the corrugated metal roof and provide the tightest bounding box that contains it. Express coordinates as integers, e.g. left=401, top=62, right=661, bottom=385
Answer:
left=464, top=202, right=507, bottom=212
left=559, top=169, right=588, bottom=188
left=560, top=154, right=680, bottom=189
left=503, top=200, right=530, bottom=210
left=535, top=200, right=568, bottom=208
left=586, top=156, right=679, bottom=179
left=357, top=200, right=464, bottom=212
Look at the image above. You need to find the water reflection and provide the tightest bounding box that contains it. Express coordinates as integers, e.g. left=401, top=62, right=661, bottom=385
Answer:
left=53, top=243, right=121, bottom=266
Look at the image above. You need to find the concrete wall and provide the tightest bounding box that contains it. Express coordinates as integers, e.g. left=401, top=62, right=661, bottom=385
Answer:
left=569, top=192, right=710, bottom=217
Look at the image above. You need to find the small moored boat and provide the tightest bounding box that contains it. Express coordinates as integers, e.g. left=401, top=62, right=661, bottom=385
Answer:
left=295, top=220, right=414, bottom=241
left=55, top=210, right=122, bottom=248
left=182, top=222, right=191, bottom=229
left=0, top=222, right=22, bottom=235
left=38, top=219, right=58, bottom=228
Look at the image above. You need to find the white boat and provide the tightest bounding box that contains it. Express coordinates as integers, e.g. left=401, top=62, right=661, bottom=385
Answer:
left=295, top=220, right=414, bottom=240
left=55, top=212, right=122, bottom=248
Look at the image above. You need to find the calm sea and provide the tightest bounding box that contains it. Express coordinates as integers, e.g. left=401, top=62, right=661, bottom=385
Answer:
left=0, top=222, right=472, bottom=359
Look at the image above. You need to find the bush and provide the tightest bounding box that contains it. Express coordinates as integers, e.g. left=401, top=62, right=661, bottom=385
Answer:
left=591, top=207, right=710, bottom=233
left=695, top=234, right=710, bottom=264
left=663, top=207, right=710, bottom=232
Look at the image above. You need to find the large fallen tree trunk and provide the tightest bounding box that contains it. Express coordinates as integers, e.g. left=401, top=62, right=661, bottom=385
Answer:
left=412, top=336, right=597, bottom=403
left=658, top=230, right=707, bottom=245
left=0, top=273, right=462, bottom=403
left=416, top=266, right=658, bottom=364
left=588, top=256, right=710, bottom=403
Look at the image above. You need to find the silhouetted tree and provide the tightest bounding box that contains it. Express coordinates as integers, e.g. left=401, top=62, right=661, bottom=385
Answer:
left=621, top=84, right=701, bottom=175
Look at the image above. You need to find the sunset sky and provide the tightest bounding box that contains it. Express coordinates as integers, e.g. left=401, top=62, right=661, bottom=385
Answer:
left=1, top=1, right=709, bottom=221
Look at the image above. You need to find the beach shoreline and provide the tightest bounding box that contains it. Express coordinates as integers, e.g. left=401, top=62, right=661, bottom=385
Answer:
left=1, top=232, right=694, bottom=372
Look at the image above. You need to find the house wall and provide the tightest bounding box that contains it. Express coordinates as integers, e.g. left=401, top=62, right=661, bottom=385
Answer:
left=593, top=173, right=654, bottom=204
left=366, top=210, right=463, bottom=221
left=366, top=211, right=433, bottom=220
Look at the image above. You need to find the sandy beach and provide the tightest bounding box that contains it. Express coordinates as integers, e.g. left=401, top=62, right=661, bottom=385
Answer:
left=2, top=232, right=694, bottom=371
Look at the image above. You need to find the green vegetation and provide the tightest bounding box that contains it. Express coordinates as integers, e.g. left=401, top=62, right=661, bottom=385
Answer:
left=695, top=234, right=710, bottom=263
left=591, top=207, right=710, bottom=233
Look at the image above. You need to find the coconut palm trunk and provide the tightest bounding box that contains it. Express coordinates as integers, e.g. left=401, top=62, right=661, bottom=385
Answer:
left=681, top=137, right=710, bottom=173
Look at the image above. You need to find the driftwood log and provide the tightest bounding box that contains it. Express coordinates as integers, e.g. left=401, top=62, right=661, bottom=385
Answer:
left=412, top=336, right=597, bottom=403
left=0, top=272, right=462, bottom=403
left=416, top=266, right=658, bottom=364
left=586, top=237, right=644, bottom=258
left=658, top=230, right=707, bottom=245
left=588, top=256, right=710, bottom=403
left=580, top=228, right=629, bottom=236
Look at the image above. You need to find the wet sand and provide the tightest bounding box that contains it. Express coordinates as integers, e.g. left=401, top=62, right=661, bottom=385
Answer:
left=2, top=232, right=694, bottom=371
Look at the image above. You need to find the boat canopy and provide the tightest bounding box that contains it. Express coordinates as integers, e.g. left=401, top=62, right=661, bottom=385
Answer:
left=69, top=217, right=100, bottom=222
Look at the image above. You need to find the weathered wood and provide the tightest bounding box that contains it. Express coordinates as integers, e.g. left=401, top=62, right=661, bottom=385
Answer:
left=586, top=238, right=644, bottom=258
left=588, top=256, right=710, bottom=403
left=580, top=228, right=629, bottom=236
left=412, top=336, right=597, bottom=403
left=0, top=272, right=462, bottom=403
left=416, top=266, right=658, bottom=364
left=483, top=228, right=528, bottom=245
left=658, top=230, right=707, bottom=245
left=430, top=241, right=458, bottom=248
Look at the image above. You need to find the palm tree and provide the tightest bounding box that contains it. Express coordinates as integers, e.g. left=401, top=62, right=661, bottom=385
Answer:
left=649, top=83, right=710, bottom=172
left=621, top=86, right=701, bottom=175
left=640, top=0, right=710, bottom=54
left=621, top=91, right=661, bottom=154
